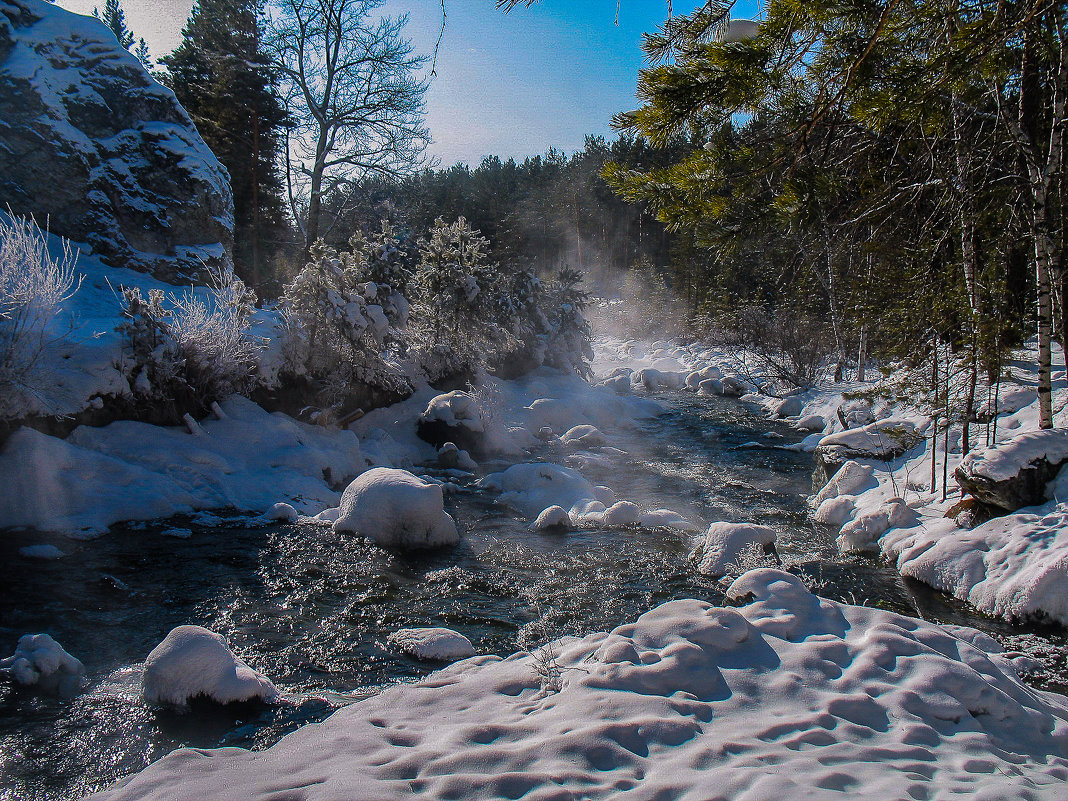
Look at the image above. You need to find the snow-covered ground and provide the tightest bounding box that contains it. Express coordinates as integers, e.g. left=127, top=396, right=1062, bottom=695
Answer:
left=89, top=568, right=1068, bottom=801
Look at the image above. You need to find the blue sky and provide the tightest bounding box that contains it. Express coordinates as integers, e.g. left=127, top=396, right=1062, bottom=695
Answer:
left=55, top=0, right=760, bottom=166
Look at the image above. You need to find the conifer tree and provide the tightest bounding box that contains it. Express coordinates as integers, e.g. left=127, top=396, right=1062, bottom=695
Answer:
left=94, top=0, right=134, bottom=49
left=161, top=0, right=289, bottom=292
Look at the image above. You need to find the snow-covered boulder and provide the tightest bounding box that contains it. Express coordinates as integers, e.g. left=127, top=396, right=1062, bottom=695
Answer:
left=0, top=633, right=85, bottom=696
left=0, top=0, right=233, bottom=281
left=813, top=419, right=920, bottom=489
left=632, top=368, right=685, bottom=392
left=795, top=414, right=826, bottom=432
left=416, top=391, right=488, bottom=455
left=266, top=502, right=298, bottom=522
left=772, top=396, right=804, bottom=418
left=691, top=522, right=777, bottom=577
left=531, top=505, right=571, bottom=531
left=976, top=389, right=1037, bottom=422
left=813, top=495, right=856, bottom=527
left=481, top=462, right=604, bottom=518
left=142, top=626, right=278, bottom=708
left=955, top=429, right=1068, bottom=512
left=560, top=425, right=607, bottom=449
left=697, top=378, right=722, bottom=396
left=811, top=460, right=876, bottom=507
left=836, top=499, right=916, bottom=553
left=719, top=376, right=752, bottom=397
left=387, top=628, right=475, bottom=662
left=595, top=368, right=632, bottom=395
left=684, top=365, right=722, bottom=389
left=332, top=468, right=458, bottom=549
left=601, top=500, right=642, bottom=526
left=437, top=442, right=478, bottom=472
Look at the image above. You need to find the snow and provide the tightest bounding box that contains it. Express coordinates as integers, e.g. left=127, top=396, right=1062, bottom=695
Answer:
left=957, top=428, right=1068, bottom=483
left=481, top=462, right=604, bottom=518
left=817, top=418, right=920, bottom=458
left=142, top=625, right=279, bottom=708
left=331, top=467, right=458, bottom=549
left=387, top=628, right=476, bottom=662
left=267, top=502, right=299, bottom=522
left=559, top=424, right=607, bottom=448
left=436, top=442, right=478, bottom=472
left=17, top=543, right=66, bottom=559
left=811, top=459, right=876, bottom=506
left=0, top=633, right=85, bottom=696
left=0, top=395, right=366, bottom=535
left=88, top=569, right=1068, bottom=801
left=420, top=390, right=484, bottom=431
left=531, top=505, right=571, bottom=531
left=691, top=522, right=778, bottom=577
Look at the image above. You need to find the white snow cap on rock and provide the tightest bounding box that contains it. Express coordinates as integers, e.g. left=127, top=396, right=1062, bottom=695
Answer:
left=387, top=628, right=475, bottom=662
left=560, top=425, right=607, bottom=449
left=692, top=522, right=777, bottom=577
left=267, top=502, right=299, bottom=522
left=812, top=460, right=876, bottom=507
left=531, top=505, right=571, bottom=531
left=332, top=468, right=458, bottom=549
left=481, top=462, right=605, bottom=518
left=143, top=625, right=278, bottom=708
left=437, top=442, right=478, bottom=472
left=1, top=633, right=85, bottom=695
left=836, top=498, right=917, bottom=553
left=420, top=390, right=484, bottom=431
left=959, top=428, right=1068, bottom=484
left=88, top=567, right=1068, bottom=801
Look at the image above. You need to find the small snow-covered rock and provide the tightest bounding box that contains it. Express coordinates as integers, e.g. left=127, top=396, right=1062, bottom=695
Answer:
left=813, top=420, right=920, bottom=489
left=697, top=378, right=722, bottom=396
left=437, top=442, right=478, bottom=472
left=560, top=425, right=607, bottom=449
left=143, top=625, right=278, bottom=708
left=691, top=522, right=777, bottom=577
left=481, top=463, right=601, bottom=519
left=602, top=501, right=642, bottom=526
left=267, top=502, right=299, bottom=522
left=0, top=634, right=85, bottom=696
left=812, top=460, right=876, bottom=507
left=836, top=499, right=916, bottom=553
left=814, top=495, right=856, bottom=527
left=531, top=505, right=571, bottom=531
left=632, top=368, right=685, bottom=392
left=956, top=429, right=1068, bottom=511
left=333, top=468, right=458, bottom=549
left=387, top=628, right=475, bottom=662
left=685, top=366, right=722, bottom=389
left=719, top=376, right=752, bottom=397
left=638, top=508, right=701, bottom=531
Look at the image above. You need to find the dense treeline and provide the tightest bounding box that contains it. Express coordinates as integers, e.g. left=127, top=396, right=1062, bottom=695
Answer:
left=606, top=0, right=1065, bottom=427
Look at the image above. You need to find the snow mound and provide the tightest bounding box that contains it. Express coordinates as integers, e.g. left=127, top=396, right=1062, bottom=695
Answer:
left=387, top=628, right=475, bottom=662
left=332, top=468, right=458, bottom=549
left=90, top=571, right=1068, bottom=801
left=812, top=459, right=876, bottom=506
left=691, top=522, right=777, bottom=577
left=684, top=365, right=721, bottom=388
left=772, top=396, right=804, bottom=418
left=18, top=544, right=66, bottom=559
left=836, top=498, right=916, bottom=553
left=142, top=625, right=278, bottom=708
left=267, top=503, right=299, bottom=522
left=437, top=442, right=478, bottom=472
left=419, top=390, right=484, bottom=432
left=560, top=424, right=607, bottom=449
left=814, top=495, right=856, bottom=527
left=632, top=368, right=685, bottom=392
left=531, top=505, right=571, bottom=531
left=795, top=413, right=826, bottom=432
left=0, top=633, right=85, bottom=696
left=817, top=419, right=920, bottom=459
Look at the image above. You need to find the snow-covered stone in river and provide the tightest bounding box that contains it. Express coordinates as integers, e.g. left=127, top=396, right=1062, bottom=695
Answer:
left=697, top=378, right=722, bottom=396
left=795, top=414, right=826, bottom=432
left=531, top=505, right=571, bottom=531
left=437, top=442, right=478, bottom=472
left=719, top=376, right=752, bottom=397
left=632, top=368, right=685, bottom=392
left=333, top=468, right=458, bottom=549
left=601, top=500, right=642, bottom=526
left=814, top=495, right=856, bottom=527
left=143, top=625, right=278, bottom=708
left=387, top=628, right=475, bottom=662
left=813, top=419, right=920, bottom=489
left=416, top=391, right=487, bottom=454
left=691, top=522, right=777, bottom=577
left=955, top=428, right=1068, bottom=511
left=684, top=365, right=722, bottom=389
left=0, top=633, right=85, bottom=696
left=772, top=396, right=804, bottom=418
left=560, top=425, right=607, bottom=449
left=267, top=503, right=299, bottom=522
left=91, top=567, right=1068, bottom=801
left=811, top=460, right=876, bottom=507
left=18, top=544, right=66, bottom=559
left=638, top=508, right=701, bottom=531
left=481, top=462, right=601, bottom=519
left=0, top=0, right=233, bottom=281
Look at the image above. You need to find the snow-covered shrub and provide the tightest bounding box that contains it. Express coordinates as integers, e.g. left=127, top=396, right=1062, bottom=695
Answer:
left=118, top=267, right=262, bottom=406
left=279, top=240, right=411, bottom=407
left=0, top=213, right=81, bottom=419
left=540, top=267, right=593, bottom=378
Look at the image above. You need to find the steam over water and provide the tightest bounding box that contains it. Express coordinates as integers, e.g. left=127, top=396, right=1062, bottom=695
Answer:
left=1, top=391, right=1065, bottom=801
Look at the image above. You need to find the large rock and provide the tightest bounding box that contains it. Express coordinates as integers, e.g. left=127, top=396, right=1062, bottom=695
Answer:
left=416, top=390, right=488, bottom=456
left=812, top=419, right=920, bottom=491
left=955, top=429, right=1068, bottom=512
left=0, top=0, right=233, bottom=282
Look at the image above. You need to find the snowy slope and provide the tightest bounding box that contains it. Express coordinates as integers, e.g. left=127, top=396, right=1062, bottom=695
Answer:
left=88, top=569, right=1068, bottom=801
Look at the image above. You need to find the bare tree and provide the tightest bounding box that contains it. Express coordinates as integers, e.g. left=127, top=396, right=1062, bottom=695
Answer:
left=267, top=0, right=432, bottom=251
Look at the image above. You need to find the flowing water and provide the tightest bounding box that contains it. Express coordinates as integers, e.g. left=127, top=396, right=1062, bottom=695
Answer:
left=1, top=391, right=1065, bottom=801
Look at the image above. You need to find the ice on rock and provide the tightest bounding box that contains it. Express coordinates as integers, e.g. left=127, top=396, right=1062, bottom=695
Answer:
left=1, top=634, right=85, bottom=696
left=531, top=505, right=571, bottom=531
left=691, top=522, right=778, bottom=577
left=560, top=424, right=607, bottom=449
left=480, top=462, right=602, bottom=518
left=387, top=628, right=475, bottom=662
left=143, top=626, right=279, bottom=708
left=333, top=468, right=458, bottom=549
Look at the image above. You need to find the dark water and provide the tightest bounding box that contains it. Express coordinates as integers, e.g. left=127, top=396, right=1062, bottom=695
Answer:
left=1, top=392, right=1065, bottom=801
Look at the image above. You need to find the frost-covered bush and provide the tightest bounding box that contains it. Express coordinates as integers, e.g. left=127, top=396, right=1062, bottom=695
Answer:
left=0, top=213, right=81, bottom=419
left=541, top=267, right=593, bottom=378
left=280, top=241, right=411, bottom=406
left=118, top=267, right=262, bottom=406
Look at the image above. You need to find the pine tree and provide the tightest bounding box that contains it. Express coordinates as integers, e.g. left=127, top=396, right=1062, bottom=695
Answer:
left=161, top=0, right=289, bottom=292
left=133, top=37, right=152, bottom=71
left=94, top=0, right=134, bottom=49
